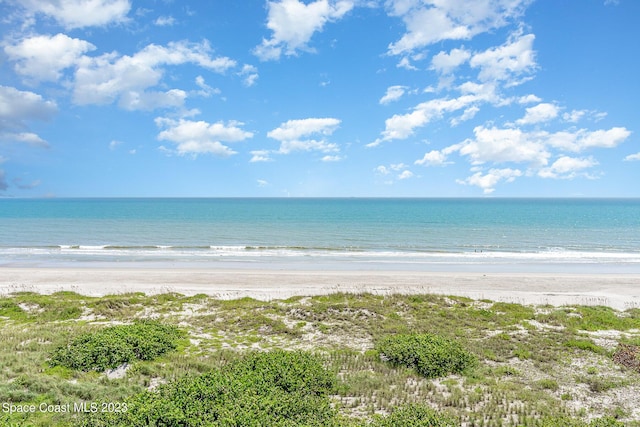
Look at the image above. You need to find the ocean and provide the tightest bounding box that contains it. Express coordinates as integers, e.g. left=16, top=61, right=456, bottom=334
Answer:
left=1, top=198, right=639, bottom=273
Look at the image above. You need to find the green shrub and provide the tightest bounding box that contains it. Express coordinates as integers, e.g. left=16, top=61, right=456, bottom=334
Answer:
left=539, top=416, right=625, bottom=427
left=375, top=333, right=476, bottom=379
left=370, top=403, right=457, bottom=426
left=537, top=378, right=559, bottom=391
left=50, top=320, right=183, bottom=371
left=78, top=350, right=340, bottom=427
left=564, top=339, right=608, bottom=355
left=0, top=300, right=26, bottom=320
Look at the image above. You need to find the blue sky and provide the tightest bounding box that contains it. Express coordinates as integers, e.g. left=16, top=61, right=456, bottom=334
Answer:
left=0, top=0, right=638, bottom=197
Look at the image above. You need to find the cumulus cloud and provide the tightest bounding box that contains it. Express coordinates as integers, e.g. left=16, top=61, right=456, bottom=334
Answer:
left=458, top=125, right=550, bottom=166
left=155, top=117, right=253, bottom=157
left=239, top=64, right=259, bottom=87
left=321, top=155, right=342, bottom=162
left=457, top=167, right=522, bottom=194
left=375, top=163, right=414, bottom=180
left=516, top=102, right=559, bottom=125
left=250, top=150, right=273, bottom=163
left=254, top=0, right=354, bottom=60
left=518, top=94, right=542, bottom=104
left=386, top=0, right=532, bottom=55
left=420, top=124, right=631, bottom=192
left=624, top=152, right=640, bottom=162
left=544, top=127, right=631, bottom=152
left=268, top=117, right=340, bottom=140
left=414, top=148, right=456, bottom=166
left=469, top=31, right=537, bottom=84
left=4, top=33, right=96, bottom=83
left=374, top=165, right=390, bottom=175
left=398, top=170, right=414, bottom=179
left=370, top=92, right=492, bottom=146
left=379, top=85, right=407, bottom=104
left=15, top=0, right=131, bottom=29
left=254, top=118, right=342, bottom=159
left=538, top=156, right=598, bottom=179
left=193, top=76, right=220, bottom=98
left=430, top=48, right=471, bottom=74
left=154, top=16, right=176, bottom=26
left=0, top=85, right=57, bottom=146
left=73, top=40, right=236, bottom=110
left=450, top=105, right=480, bottom=126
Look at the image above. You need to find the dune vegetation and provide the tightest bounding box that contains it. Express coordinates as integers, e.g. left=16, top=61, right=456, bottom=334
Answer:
left=0, top=291, right=639, bottom=426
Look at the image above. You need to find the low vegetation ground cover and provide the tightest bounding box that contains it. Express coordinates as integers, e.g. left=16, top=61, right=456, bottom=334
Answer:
left=0, top=291, right=638, bottom=426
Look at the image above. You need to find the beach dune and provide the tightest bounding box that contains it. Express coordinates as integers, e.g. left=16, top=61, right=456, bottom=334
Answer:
left=1, top=268, right=639, bottom=311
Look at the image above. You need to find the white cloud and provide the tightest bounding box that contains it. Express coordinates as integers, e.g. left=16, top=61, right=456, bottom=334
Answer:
left=398, top=170, right=414, bottom=179
left=415, top=149, right=454, bottom=166
left=370, top=92, right=490, bottom=146
left=386, top=0, right=532, bottom=55
left=450, top=105, right=480, bottom=126
left=254, top=0, right=354, bottom=60
left=250, top=150, right=273, bottom=163
left=277, top=139, right=339, bottom=154
left=379, top=85, right=407, bottom=105
left=4, top=33, right=96, bottom=82
left=194, top=76, right=220, bottom=98
left=457, top=125, right=550, bottom=166
left=375, top=162, right=413, bottom=180
left=257, top=179, right=269, bottom=187
left=268, top=117, right=340, bottom=141
left=562, top=109, right=586, bottom=123
left=268, top=117, right=341, bottom=155
left=430, top=48, right=470, bottom=74
left=0, top=86, right=57, bottom=146
left=624, top=152, right=640, bottom=162
left=457, top=167, right=522, bottom=194
left=119, top=89, right=187, bottom=111
left=545, top=127, right=631, bottom=152
left=469, top=31, right=536, bottom=84
left=154, top=16, right=176, bottom=26
left=375, top=165, right=390, bottom=175
left=516, top=102, right=559, bottom=125
left=0, top=85, right=58, bottom=122
left=239, top=64, right=259, bottom=87
left=155, top=117, right=253, bottom=157
left=17, top=0, right=131, bottom=29
left=538, top=156, right=598, bottom=179
left=321, top=155, right=342, bottom=162
left=73, top=40, right=236, bottom=110
left=4, top=132, right=49, bottom=148
left=517, top=94, right=542, bottom=104
left=396, top=57, right=418, bottom=70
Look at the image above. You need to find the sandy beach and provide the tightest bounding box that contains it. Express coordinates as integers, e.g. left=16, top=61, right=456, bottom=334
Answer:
left=1, top=267, right=639, bottom=310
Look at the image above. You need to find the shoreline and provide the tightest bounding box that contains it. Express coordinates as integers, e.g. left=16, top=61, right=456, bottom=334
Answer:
left=1, top=267, right=639, bottom=310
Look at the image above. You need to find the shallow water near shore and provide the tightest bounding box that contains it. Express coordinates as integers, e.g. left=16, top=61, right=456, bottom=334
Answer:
left=1, top=198, right=639, bottom=273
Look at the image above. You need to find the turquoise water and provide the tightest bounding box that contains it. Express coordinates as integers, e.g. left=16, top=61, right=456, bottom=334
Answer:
left=1, top=198, right=639, bottom=272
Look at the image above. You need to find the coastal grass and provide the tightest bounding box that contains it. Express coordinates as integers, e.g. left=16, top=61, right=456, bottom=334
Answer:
left=0, top=291, right=639, bottom=426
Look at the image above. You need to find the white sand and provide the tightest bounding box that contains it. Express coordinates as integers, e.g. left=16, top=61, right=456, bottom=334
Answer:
left=1, top=268, right=639, bottom=310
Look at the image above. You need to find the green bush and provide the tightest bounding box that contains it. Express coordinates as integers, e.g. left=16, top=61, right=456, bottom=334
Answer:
left=564, top=339, right=608, bottom=355
left=370, top=404, right=457, bottom=426
left=79, top=350, right=341, bottom=427
left=539, top=416, right=625, bottom=427
left=375, top=333, right=476, bottom=379
left=50, top=320, right=183, bottom=371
